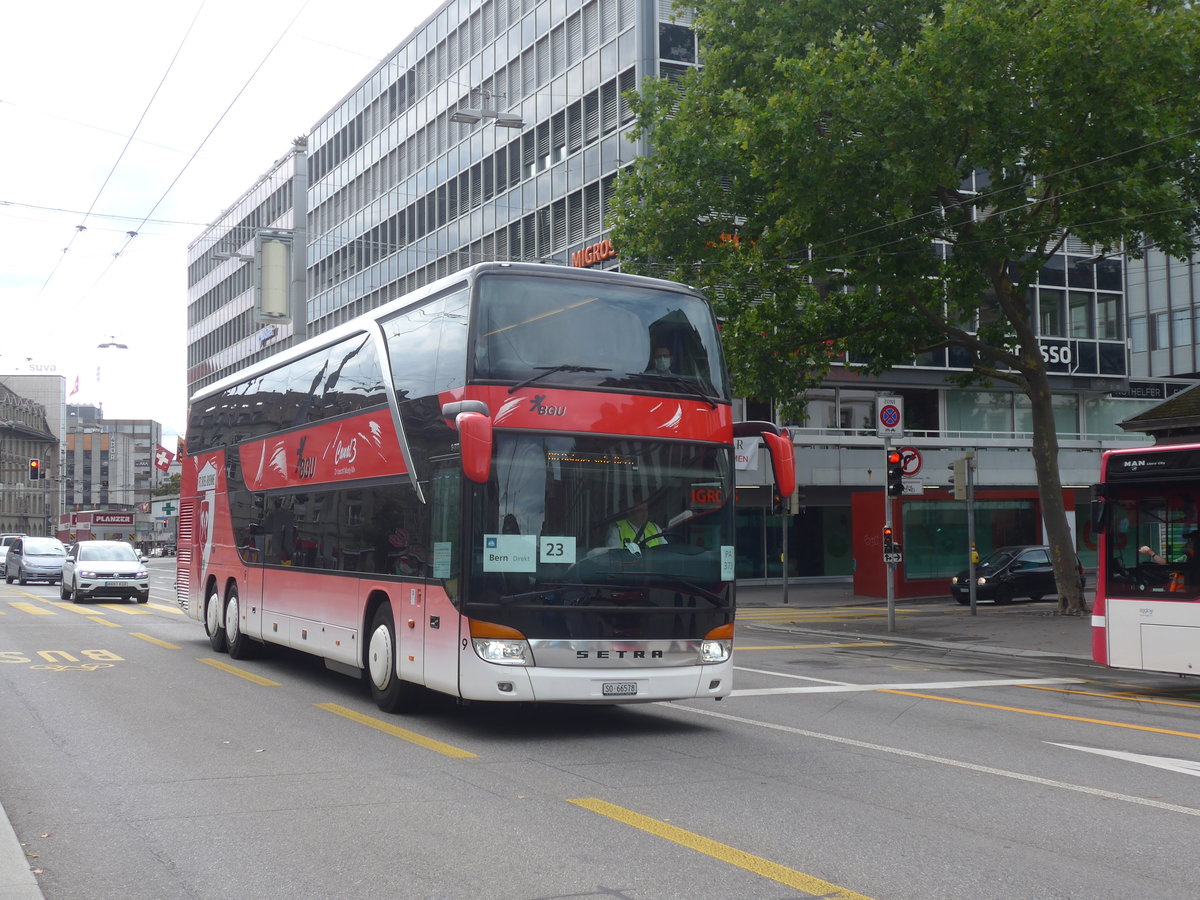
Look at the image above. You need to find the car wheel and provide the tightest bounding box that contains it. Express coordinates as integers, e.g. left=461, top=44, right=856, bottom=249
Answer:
left=205, top=587, right=227, bottom=653
left=60, top=580, right=70, bottom=600
left=68, top=579, right=80, bottom=604
left=224, top=585, right=253, bottom=659
left=4, top=568, right=12, bottom=585
left=136, top=591, right=149, bottom=604
left=17, top=569, right=27, bottom=586
left=994, top=585, right=1014, bottom=605
left=367, top=603, right=414, bottom=713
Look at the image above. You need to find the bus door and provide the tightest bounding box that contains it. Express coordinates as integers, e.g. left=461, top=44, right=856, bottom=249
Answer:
left=421, top=459, right=464, bottom=695
left=397, top=581, right=426, bottom=685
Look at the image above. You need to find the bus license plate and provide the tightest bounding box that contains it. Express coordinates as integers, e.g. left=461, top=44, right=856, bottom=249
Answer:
left=602, top=681, right=637, bottom=697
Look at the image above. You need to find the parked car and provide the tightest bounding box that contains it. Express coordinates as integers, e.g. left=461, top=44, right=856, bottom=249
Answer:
left=60, top=540, right=150, bottom=603
left=5, top=536, right=67, bottom=585
left=950, top=545, right=1086, bottom=605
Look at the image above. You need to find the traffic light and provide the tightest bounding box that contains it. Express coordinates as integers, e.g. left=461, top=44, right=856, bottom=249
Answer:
left=886, top=449, right=904, bottom=496
left=28, top=458, right=40, bottom=481
left=882, top=525, right=896, bottom=554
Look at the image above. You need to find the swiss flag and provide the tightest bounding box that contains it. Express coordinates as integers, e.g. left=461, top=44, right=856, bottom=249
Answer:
left=154, top=444, right=175, bottom=472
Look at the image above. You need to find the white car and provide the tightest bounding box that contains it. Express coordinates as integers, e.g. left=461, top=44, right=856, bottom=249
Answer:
left=60, top=540, right=150, bottom=603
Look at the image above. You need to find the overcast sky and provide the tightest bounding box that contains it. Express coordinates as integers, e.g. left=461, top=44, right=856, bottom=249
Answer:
left=0, top=0, right=443, bottom=442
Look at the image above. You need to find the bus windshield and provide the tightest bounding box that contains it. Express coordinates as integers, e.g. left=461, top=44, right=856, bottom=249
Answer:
left=466, top=433, right=734, bottom=639
left=1103, top=483, right=1200, bottom=599
left=473, top=272, right=728, bottom=399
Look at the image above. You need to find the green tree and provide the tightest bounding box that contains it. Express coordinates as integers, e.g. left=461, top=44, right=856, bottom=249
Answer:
left=612, top=0, right=1200, bottom=614
left=152, top=472, right=180, bottom=497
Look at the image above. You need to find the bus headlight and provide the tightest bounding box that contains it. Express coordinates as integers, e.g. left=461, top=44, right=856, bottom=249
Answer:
left=472, top=638, right=530, bottom=665
left=701, top=623, right=734, bottom=663
left=469, top=619, right=532, bottom=666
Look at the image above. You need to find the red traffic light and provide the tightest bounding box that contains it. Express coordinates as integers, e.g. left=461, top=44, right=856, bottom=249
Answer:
left=28, top=458, right=41, bottom=480
left=887, top=450, right=902, bottom=466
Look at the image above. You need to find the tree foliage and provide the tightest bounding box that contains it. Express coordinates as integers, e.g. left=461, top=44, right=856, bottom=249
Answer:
left=611, top=0, right=1200, bottom=612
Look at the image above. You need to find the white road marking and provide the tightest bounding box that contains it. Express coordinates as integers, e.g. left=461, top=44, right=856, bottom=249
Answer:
left=1050, top=742, right=1200, bottom=777
left=730, top=677, right=1083, bottom=696
left=670, top=705, right=1200, bottom=818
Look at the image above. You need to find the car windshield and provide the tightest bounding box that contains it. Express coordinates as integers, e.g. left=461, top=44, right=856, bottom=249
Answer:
left=978, top=548, right=1020, bottom=570
left=25, top=539, right=65, bottom=556
left=79, top=543, right=138, bottom=562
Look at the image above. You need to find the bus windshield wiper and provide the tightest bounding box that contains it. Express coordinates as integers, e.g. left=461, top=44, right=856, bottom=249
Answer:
left=508, top=364, right=612, bottom=394
left=624, top=373, right=718, bottom=408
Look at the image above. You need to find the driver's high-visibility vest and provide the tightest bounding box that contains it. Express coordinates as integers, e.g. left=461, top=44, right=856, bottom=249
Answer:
left=617, top=518, right=665, bottom=547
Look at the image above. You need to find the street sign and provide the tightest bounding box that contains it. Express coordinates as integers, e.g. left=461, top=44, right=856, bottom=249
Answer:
left=883, top=551, right=903, bottom=564
left=899, top=446, right=921, bottom=475
left=901, top=481, right=924, bottom=495
left=876, top=396, right=904, bottom=438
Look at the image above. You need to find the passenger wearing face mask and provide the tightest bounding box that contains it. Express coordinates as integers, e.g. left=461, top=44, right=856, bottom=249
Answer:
left=648, top=346, right=674, bottom=374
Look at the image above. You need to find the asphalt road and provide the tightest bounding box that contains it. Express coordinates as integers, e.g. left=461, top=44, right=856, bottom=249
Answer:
left=2, top=562, right=1200, bottom=899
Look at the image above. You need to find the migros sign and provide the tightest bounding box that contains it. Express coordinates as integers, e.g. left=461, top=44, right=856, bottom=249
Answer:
left=570, top=239, right=616, bottom=268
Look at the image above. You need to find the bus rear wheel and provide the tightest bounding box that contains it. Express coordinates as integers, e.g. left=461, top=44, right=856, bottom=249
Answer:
left=206, top=587, right=228, bottom=653
left=225, top=585, right=254, bottom=660
left=367, top=603, right=413, bottom=713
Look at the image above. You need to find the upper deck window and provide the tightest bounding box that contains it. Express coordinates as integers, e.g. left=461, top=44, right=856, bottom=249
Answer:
left=472, top=273, right=728, bottom=399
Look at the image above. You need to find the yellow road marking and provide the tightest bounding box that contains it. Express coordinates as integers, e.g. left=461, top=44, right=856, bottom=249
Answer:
left=91, top=618, right=122, bottom=628
left=97, top=603, right=153, bottom=615
left=568, top=798, right=874, bottom=899
left=131, top=633, right=181, bottom=650
left=883, top=690, right=1200, bottom=740
left=145, top=602, right=183, bottom=615
left=1021, top=683, right=1200, bottom=709
left=198, top=657, right=281, bottom=686
left=8, top=602, right=54, bottom=616
left=41, top=601, right=107, bottom=617
left=736, top=642, right=894, bottom=650
left=315, top=703, right=478, bottom=759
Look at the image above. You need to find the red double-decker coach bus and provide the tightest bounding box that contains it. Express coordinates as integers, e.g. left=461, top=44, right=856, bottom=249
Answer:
left=178, top=262, right=794, bottom=712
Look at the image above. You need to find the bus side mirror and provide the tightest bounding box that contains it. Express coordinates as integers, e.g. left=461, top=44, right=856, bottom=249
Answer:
left=762, top=431, right=796, bottom=499
left=456, top=412, right=493, bottom=484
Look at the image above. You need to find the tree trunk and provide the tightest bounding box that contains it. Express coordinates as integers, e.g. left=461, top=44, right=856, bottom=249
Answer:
left=1025, top=367, right=1086, bottom=615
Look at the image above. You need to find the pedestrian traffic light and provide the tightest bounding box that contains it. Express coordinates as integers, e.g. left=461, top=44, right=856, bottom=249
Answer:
left=886, top=449, right=904, bottom=496
left=882, top=525, right=895, bottom=553
left=28, top=458, right=40, bottom=481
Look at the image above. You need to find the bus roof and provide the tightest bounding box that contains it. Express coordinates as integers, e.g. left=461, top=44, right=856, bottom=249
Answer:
left=190, top=262, right=706, bottom=405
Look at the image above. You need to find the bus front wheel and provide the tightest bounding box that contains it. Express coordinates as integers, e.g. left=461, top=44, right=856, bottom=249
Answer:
left=367, top=603, right=412, bottom=713
left=206, top=588, right=228, bottom=653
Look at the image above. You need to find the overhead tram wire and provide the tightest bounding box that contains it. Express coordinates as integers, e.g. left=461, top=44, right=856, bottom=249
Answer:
left=66, top=0, right=313, bottom=316
left=36, top=1, right=207, bottom=298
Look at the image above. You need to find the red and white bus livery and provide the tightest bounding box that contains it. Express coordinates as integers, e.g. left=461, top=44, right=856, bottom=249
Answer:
left=1092, top=442, right=1200, bottom=676
left=178, top=262, right=794, bottom=712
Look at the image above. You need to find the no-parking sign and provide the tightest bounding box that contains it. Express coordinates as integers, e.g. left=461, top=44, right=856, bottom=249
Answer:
left=876, top=395, right=904, bottom=438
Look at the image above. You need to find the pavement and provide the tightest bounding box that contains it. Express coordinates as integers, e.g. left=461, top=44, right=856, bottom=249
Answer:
left=0, top=581, right=1093, bottom=898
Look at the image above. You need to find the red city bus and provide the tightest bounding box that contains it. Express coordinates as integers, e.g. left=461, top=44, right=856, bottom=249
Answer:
left=1092, top=443, right=1200, bottom=675
left=178, top=262, right=794, bottom=712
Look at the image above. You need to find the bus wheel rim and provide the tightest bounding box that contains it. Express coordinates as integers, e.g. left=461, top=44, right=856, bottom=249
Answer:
left=225, top=593, right=239, bottom=640
left=206, top=592, right=221, bottom=635
left=368, top=623, right=393, bottom=690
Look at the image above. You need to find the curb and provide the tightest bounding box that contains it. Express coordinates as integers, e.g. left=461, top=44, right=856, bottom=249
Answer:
left=0, top=799, right=42, bottom=900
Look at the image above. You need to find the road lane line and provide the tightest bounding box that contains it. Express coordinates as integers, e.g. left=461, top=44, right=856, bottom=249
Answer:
left=568, top=797, right=875, bottom=899
left=733, top=677, right=1082, bottom=696
left=882, top=689, right=1200, bottom=740
left=97, top=604, right=154, bottom=615
left=40, top=601, right=108, bottom=617
left=315, top=703, right=477, bottom=758
left=198, top=657, right=281, bottom=686
left=670, top=705, right=1200, bottom=818
left=145, top=602, right=184, bottom=615
left=7, top=602, right=54, bottom=616
left=735, top=642, right=894, bottom=650
left=1022, top=683, right=1200, bottom=709
left=130, top=633, right=181, bottom=650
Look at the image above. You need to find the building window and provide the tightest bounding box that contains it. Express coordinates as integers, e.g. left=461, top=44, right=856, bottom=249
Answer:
left=658, top=23, right=695, bottom=63
left=1038, top=288, right=1065, bottom=337
left=1150, top=312, right=1170, bottom=350
left=1097, top=293, right=1121, bottom=340
left=1069, top=291, right=1093, bottom=338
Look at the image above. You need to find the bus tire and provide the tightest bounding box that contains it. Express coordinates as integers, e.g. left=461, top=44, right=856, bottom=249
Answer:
left=206, top=587, right=228, bottom=653
left=367, top=603, right=412, bottom=713
left=225, top=584, right=254, bottom=660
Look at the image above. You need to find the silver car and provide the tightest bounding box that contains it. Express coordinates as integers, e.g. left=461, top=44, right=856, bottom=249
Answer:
left=5, top=537, right=67, bottom=585
left=60, top=540, right=150, bottom=603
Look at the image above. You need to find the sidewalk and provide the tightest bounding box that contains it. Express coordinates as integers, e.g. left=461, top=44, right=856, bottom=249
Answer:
left=736, top=581, right=1095, bottom=662
left=0, top=801, right=41, bottom=899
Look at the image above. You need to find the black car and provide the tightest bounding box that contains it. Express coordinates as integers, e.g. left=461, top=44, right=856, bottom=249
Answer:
left=950, top=545, right=1085, bottom=605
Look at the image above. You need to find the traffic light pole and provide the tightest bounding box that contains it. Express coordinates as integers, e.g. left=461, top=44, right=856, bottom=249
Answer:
left=884, top=439, right=895, bottom=632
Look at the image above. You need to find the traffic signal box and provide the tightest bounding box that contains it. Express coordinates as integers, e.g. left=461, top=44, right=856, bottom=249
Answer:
left=886, top=450, right=904, bottom=497
left=28, top=458, right=41, bottom=480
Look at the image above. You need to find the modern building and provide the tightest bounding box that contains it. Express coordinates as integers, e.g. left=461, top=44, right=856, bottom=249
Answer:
left=63, top=405, right=165, bottom=545
left=186, top=0, right=1183, bottom=588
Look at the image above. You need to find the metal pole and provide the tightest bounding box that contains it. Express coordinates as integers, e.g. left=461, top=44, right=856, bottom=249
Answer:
left=885, top=438, right=895, bottom=632
left=966, top=452, right=977, bottom=615
left=781, top=507, right=789, bottom=605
